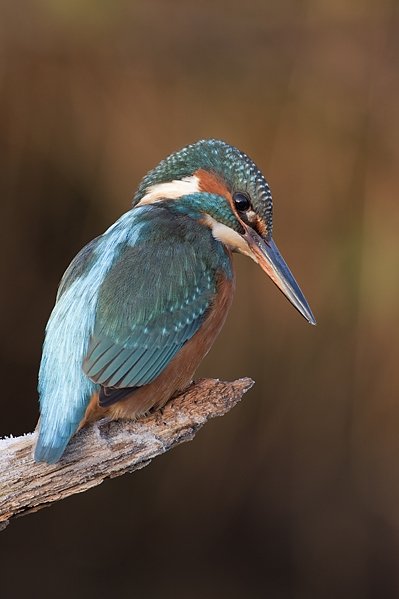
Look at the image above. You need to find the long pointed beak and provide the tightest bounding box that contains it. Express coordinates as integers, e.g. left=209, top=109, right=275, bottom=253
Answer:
left=244, top=228, right=316, bottom=325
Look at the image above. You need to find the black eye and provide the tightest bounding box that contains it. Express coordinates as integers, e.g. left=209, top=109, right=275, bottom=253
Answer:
left=233, top=192, right=251, bottom=212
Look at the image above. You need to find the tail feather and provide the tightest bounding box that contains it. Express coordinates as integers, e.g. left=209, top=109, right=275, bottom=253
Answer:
left=34, top=432, right=75, bottom=464
left=34, top=415, right=83, bottom=463
left=34, top=272, right=100, bottom=464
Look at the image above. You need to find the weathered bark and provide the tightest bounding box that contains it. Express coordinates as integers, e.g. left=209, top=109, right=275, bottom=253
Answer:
left=0, top=378, right=253, bottom=529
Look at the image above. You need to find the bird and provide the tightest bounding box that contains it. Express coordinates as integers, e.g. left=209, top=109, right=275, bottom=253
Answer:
left=34, top=139, right=315, bottom=464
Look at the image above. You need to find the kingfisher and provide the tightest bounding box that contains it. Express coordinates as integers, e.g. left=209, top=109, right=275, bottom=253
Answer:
left=34, top=139, right=315, bottom=464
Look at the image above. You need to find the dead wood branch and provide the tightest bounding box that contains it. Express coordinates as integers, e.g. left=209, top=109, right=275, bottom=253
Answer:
left=0, top=378, right=253, bottom=529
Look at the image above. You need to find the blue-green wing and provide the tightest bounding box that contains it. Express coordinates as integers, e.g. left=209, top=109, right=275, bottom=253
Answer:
left=83, top=233, right=219, bottom=389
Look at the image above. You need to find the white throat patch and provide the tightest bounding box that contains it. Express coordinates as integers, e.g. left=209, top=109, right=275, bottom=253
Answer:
left=204, top=216, right=257, bottom=262
left=136, top=175, right=200, bottom=206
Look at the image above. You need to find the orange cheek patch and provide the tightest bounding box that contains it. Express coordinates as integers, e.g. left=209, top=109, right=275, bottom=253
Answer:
left=195, top=169, right=251, bottom=236
left=255, top=216, right=268, bottom=238
left=195, top=169, right=232, bottom=201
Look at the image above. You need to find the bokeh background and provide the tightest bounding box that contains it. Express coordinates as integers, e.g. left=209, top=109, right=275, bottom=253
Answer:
left=1, top=1, right=399, bottom=597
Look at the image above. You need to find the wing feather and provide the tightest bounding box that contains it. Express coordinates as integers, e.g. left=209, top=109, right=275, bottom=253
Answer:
left=82, top=213, right=228, bottom=392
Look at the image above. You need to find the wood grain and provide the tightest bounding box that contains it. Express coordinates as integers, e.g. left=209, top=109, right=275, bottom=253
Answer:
left=0, top=378, right=253, bottom=529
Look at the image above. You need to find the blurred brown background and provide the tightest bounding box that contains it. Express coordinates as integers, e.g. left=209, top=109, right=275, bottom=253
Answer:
left=1, top=1, right=399, bottom=597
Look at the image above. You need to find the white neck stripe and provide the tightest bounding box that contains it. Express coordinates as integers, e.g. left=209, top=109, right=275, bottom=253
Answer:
left=136, top=175, right=200, bottom=206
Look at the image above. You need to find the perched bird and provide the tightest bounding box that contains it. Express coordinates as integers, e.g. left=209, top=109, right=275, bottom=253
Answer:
left=34, top=139, right=315, bottom=464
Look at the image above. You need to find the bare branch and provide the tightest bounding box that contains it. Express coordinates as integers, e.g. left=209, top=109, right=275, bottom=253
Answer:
left=0, top=378, right=254, bottom=529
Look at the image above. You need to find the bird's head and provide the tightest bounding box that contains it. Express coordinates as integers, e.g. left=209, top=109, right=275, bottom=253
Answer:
left=133, top=139, right=315, bottom=325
